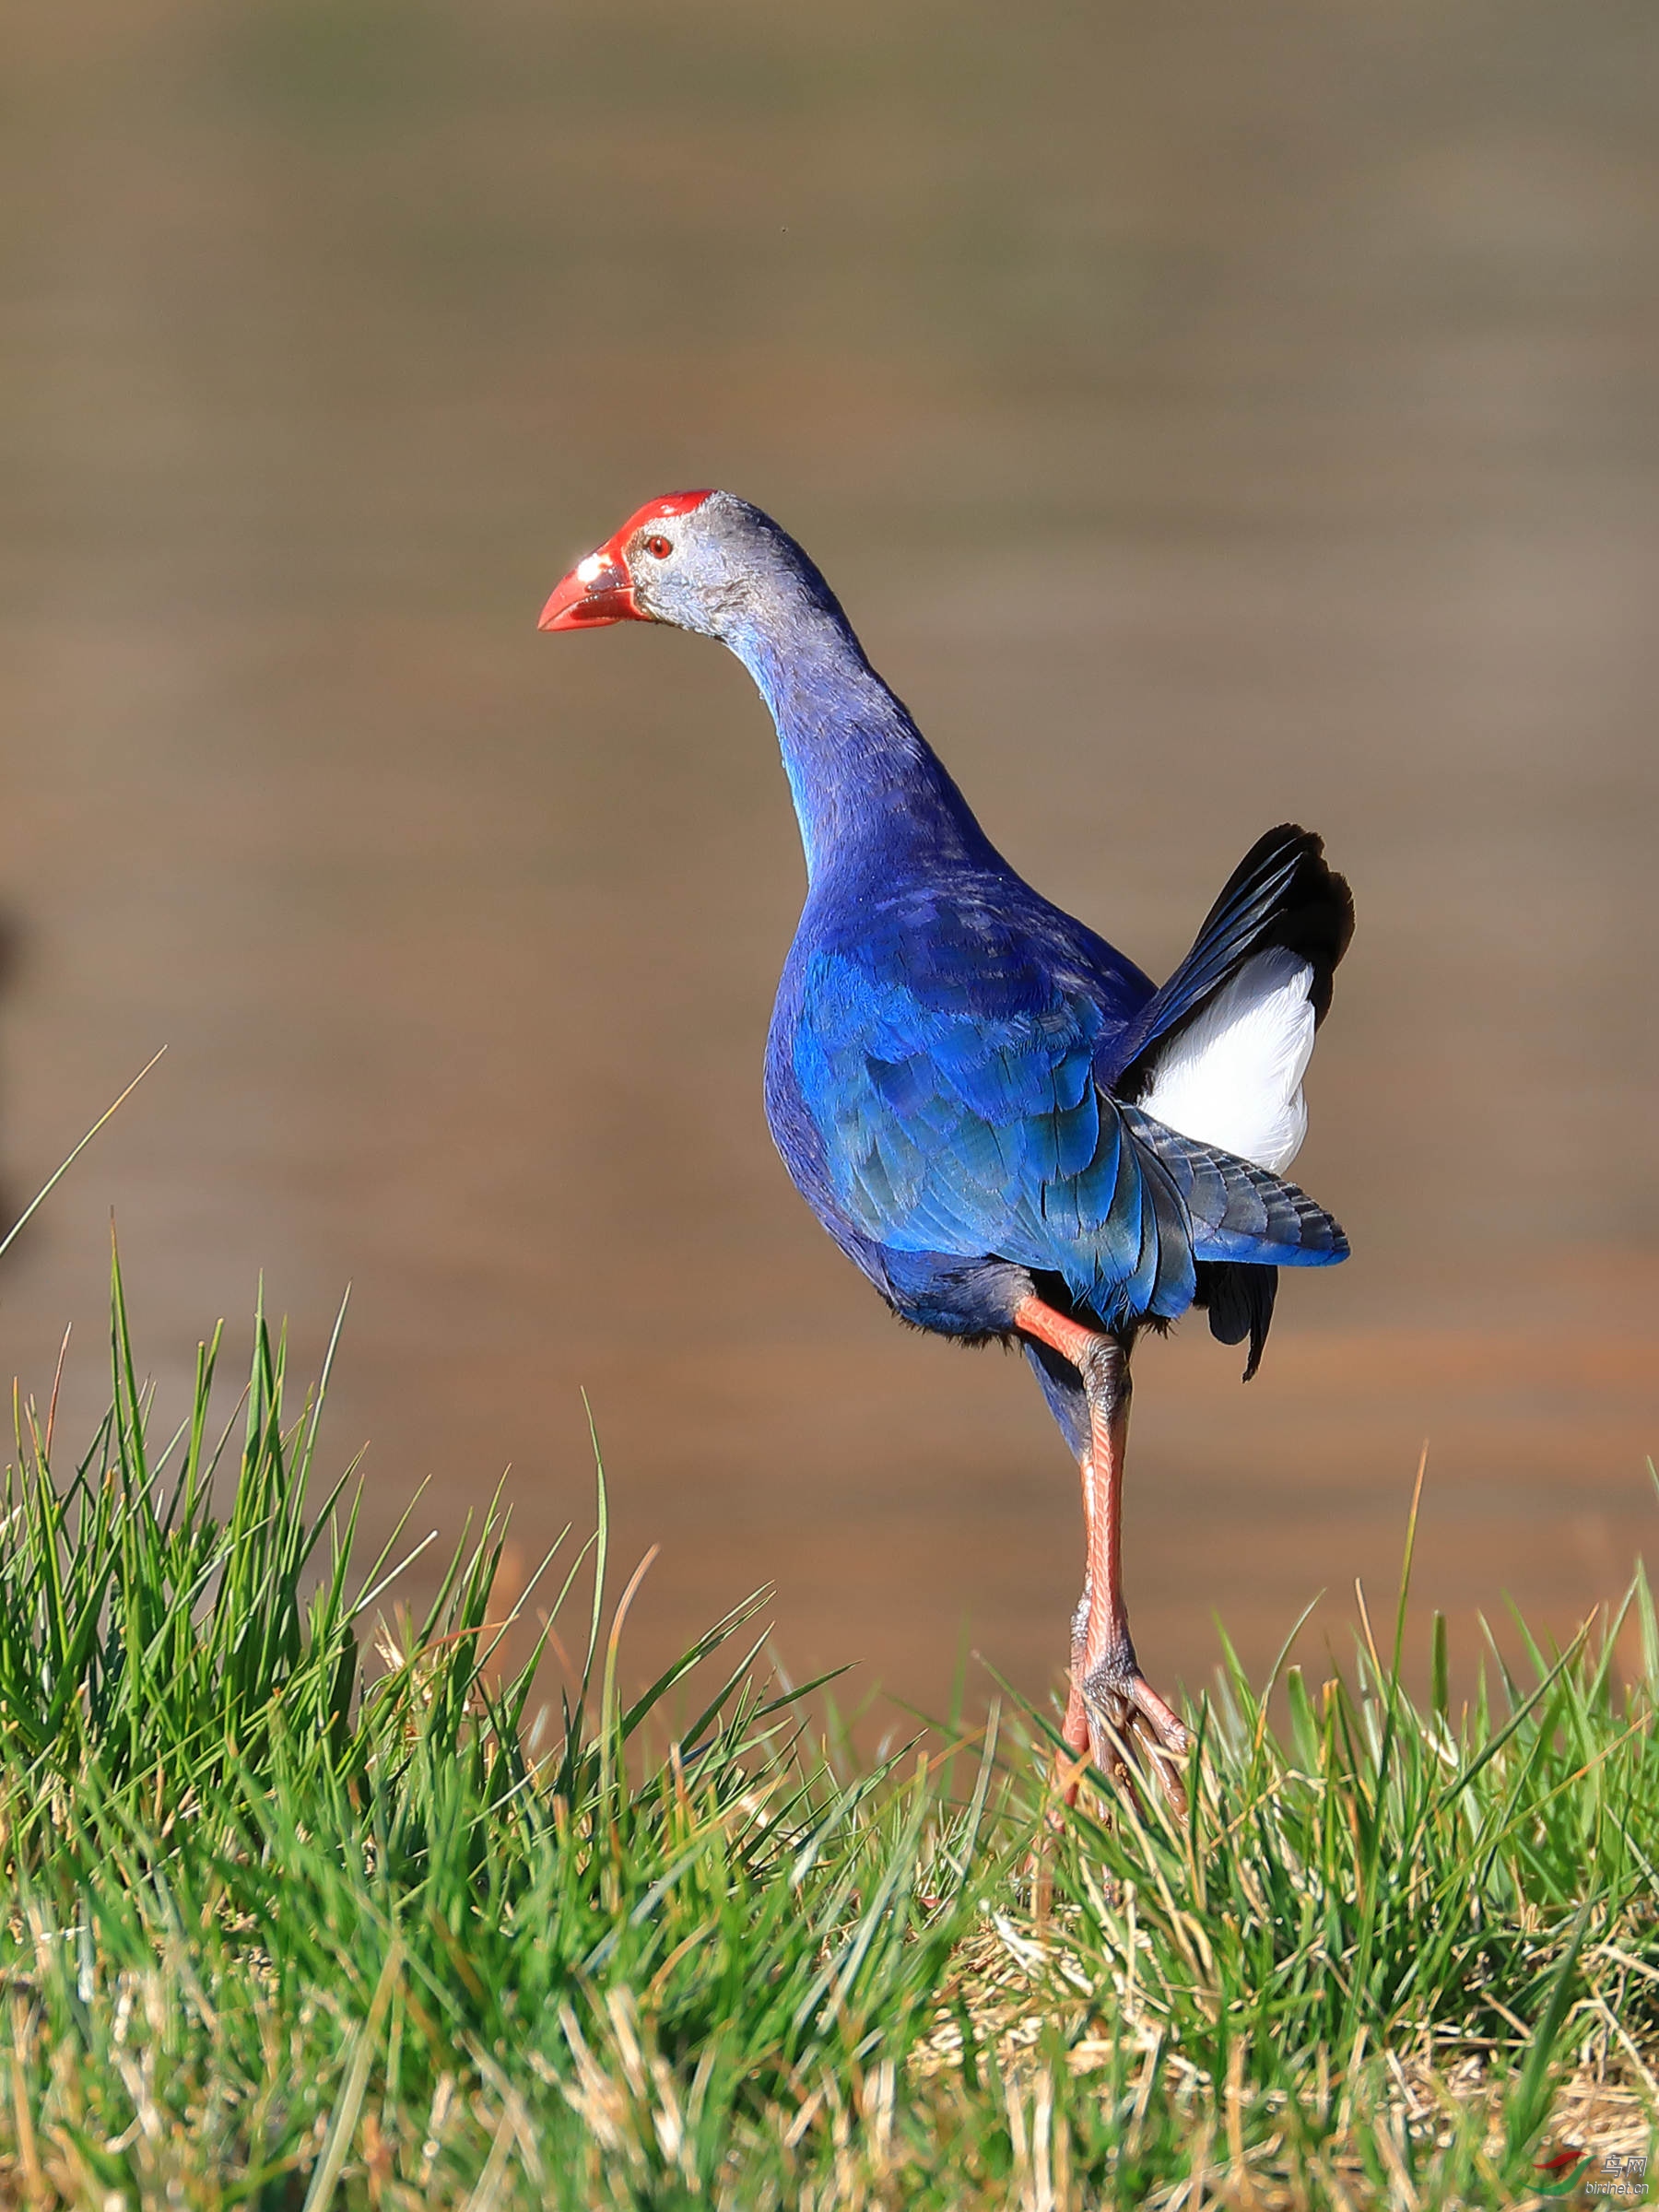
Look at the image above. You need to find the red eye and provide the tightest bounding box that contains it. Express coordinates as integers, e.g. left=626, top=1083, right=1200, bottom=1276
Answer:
left=644, top=535, right=673, bottom=559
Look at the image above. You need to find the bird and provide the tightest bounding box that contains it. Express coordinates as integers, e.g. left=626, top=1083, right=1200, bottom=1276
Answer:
left=539, top=490, right=1352, bottom=1805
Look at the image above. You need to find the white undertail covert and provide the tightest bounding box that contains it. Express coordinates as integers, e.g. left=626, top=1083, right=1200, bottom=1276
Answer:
left=1136, top=946, right=1316, bottom=1174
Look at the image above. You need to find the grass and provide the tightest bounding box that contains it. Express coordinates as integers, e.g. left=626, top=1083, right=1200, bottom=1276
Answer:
left=0, top=1261, right=1653, bottom=2208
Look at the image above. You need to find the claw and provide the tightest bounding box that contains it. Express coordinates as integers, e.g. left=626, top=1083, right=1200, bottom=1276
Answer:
left=1079, top=1664, right=1193, bottom=1817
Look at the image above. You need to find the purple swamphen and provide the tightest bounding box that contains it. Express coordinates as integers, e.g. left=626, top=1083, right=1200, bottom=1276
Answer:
left=540, top=491, right=1352, bottom=1805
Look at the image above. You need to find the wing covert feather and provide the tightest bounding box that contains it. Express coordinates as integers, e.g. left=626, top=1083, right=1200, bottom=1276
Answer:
left=792, top=926, right=1198, bottom=1326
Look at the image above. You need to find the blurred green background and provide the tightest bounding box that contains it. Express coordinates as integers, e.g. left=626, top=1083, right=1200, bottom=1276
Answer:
left=3, top=0, right=1656, bottom=1713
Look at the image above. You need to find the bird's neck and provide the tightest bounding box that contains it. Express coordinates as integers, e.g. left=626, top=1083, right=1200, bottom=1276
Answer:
left=726, top=606, right=996, bottom=888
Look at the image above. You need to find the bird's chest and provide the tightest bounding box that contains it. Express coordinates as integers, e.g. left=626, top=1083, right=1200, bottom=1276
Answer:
left=762, top=948, right=843, bottom=1212
left=762, top=923, right=908, bottom=1171
left=761, top=956, right=1033, bottom=1334
left=761, top=951, right=908, bottom=1298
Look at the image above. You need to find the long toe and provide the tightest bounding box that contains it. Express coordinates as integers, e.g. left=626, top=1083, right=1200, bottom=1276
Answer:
left=1081, top=1691, right=1140, bottom=1798
left=1124, top=1674, right=1194, bottom=1755
left=1130, top=1711, right=1192, bottom=1818
left=1081, top=1670, right=1193, bottom=1818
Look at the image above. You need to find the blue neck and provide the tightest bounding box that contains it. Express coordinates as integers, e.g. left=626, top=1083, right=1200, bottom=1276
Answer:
left=725, top=604, right=998, bottom=889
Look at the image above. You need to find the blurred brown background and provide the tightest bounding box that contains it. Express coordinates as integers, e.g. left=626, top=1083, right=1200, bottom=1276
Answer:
left=2, top=0, right=1655, bottom=1719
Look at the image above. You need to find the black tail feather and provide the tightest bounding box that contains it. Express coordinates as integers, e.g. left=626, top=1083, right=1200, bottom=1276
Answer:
left=1194, top=1261, right=1278, bottom=1381
left=1112, top=824, right=1355, bottom=1099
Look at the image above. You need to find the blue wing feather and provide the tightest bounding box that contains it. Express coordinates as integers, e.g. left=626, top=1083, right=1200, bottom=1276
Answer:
left=1123, top=1104, right=1347, bottom=1267
left=790, top=934, right=1186, bottom=1327
left=780, top=888, right=1344, bottom=1335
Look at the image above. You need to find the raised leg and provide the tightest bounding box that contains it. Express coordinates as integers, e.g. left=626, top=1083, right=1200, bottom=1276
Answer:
left=1016, top=1294, right=1192, bottom=1809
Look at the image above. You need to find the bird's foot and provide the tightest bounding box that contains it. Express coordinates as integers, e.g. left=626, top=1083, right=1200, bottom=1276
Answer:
left=1077, top=1654, right=1193, bottom=1818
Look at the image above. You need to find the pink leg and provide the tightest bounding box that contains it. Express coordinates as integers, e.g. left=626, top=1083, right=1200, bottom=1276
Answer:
left=1048, top=1528, right=1091, bottom=1812
left=1016, top=1294, right=1192, bottom=1810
